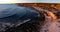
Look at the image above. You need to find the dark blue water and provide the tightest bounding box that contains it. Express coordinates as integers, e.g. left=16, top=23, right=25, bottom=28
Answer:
left=0, top=4, right=40, bottom=24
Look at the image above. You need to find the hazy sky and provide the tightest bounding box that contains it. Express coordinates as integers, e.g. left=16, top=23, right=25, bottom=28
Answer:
left=39, top=0, right=60, bottom=3
left=0, top=0, right=60, bottom=3
left=17, top=0, right=60, bottom=3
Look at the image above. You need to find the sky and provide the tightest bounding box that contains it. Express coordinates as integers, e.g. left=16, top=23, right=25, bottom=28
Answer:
left=0, top=0, right=60, bottom=3
left=39, top=0, right=60, bottom=3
